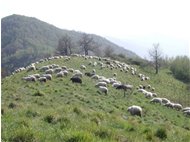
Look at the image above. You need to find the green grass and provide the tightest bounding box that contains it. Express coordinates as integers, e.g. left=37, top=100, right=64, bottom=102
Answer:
left=2, top=56, right=190, bottom=142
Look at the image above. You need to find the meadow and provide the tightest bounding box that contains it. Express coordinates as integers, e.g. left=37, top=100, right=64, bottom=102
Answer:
left=1, top=56, right=190, bottom=142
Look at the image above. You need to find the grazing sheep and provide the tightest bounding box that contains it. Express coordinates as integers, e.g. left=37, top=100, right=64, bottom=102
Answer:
left=54, top=67, right=62, bottom=73
left=95, top=82, right=107, bottom=87
left=70, top=77, right=82, bottom=84
left=31, top=74, right=40, bottom=78
left=68, top=68, right=74, bottom=72
left=151, top=87, right=155, bottom=91
left=173, top=103, right=183, bottom=110
left=45, top=69, right=54, bottom=74
left=98, top=78, right=110, bottom=84
left=22, top=76, right=36, bottom=82
left=183, top=110, right=190, bottom=117
left=152, top=93, right=158, bottom=97
left=147, top=85, right=151, bottom=89
left=85, top=72, right=95, bottom=77
left=164, top=102, right=174, bottom=108
left=127, top=105, right=142, bottom=117
left=61, top=66, right=67, bottom=70
left=92, top=69, right=96, bottom=74
left=150, top=98, right=162, bottom=104
left=161, top=98, right=170, bottom=104
left=80, top=65, right=86, bottom=70
left=40, top=66, right=49, bottom=72
left=98, top=86, right=108, bottom=95
left=182, top=107, right=190, bottom=112
left=112, top=82, right=121, bottom=88
left=113, top=73, right=117, bottom=77
left=56, top=72, right=64, bottom=77
left=91, top=74, right=99, bottom=80
left=145, top=92, right=153, bottom=98
left=73, top=72, right=83, bottom=78
left=62, top=70, right=69, bottom=76
left=39, top=77, right=47, bottom=82
left=42, top=74, right=52, bottom=80
left=27, top=65, right=36, bottom=72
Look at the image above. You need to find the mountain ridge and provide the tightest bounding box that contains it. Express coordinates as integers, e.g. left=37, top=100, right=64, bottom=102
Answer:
left=1, top=14, right=139, bottom=76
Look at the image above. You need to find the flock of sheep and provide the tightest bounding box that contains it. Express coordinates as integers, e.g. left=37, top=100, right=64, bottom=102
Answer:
left=12, top=54, right=190, bottom=118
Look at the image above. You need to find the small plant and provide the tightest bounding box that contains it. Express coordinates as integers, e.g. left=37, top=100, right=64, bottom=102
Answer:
left=155, top=128, right=167, bottom=140
left=26, top=110, right=39, bottom=118
left=33, top=90, right=45, bottom=96
left=44, top=115, right=56, bottom=124
left=95, top=128, right=112, bottom=139
left=73, top=107, right=82, bottom=115
left=8, top=102, right=17, bottom=108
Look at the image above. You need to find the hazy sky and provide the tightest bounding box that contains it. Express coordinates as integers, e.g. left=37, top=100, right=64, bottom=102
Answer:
left=1, top=0, right=190, bottom=57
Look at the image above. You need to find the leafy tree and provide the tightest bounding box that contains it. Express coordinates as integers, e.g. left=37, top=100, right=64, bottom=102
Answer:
left=170, top=56, right=190, bottom=83
left=78, top=33, right=94, bottom=56
left=149, top=43, right=162, bottom=74
left=104, top=46, right=114, bottom=57
left=56, top=34, right=73, bottom=55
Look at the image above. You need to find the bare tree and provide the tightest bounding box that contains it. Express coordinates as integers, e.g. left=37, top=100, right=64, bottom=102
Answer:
left=78, top=33, right=94, bottom=56
left=56, top=34, right=72, bottom=55
left=149, top=43, right=162, bottom=74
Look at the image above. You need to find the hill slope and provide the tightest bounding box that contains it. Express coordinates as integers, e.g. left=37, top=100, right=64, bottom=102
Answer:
left=1, top=14, right=138, bottom=76
left=2, top=55, right=190, bottom=142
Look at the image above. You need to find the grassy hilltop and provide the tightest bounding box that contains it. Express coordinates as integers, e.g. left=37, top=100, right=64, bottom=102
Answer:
left=1, top=55, right=190, bottom=142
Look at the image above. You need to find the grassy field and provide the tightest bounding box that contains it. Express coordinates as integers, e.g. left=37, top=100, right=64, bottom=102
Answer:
left=1, top=56, right=190, bottom=142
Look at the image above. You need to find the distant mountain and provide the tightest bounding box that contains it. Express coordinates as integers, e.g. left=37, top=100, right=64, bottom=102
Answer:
left=1, top=14, right=139, bottom=76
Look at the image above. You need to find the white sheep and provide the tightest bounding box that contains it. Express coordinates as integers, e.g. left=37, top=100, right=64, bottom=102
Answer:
left=39, top=77, right=47, bottom=82
left=73, top=72, right=83, bottom=78
left=91, top=74, right=99, bottom=80
left=45, top=69, right=54, bottom=74
left=173, top=103, right=183, bottom=110
left=112, top=82, right=121, bottom=88
left=42, top=74, right=52, bottom=80
left=27, top=65, right=36, bottom=72
left=56, top=72, right=64, bottom=77
left=95, top=82, right=107, bottom=87
left=182, top=107, right=190, bottom=112
left=161, top=98, right=170, bottom=104
left=98, top=86, right=108, bottom=95
left=183, top=110, right=190, bottom=116
left=150, top=98, right=162, bottom=104
left=127, top=105, right=142, bottom=117
left=164, top=102, right=174, bottom=108
left=80, top=65, right=86, bottom=70
left=40, top=66, right=49, bottom=72
left=54, top=67, right=62, bottom=73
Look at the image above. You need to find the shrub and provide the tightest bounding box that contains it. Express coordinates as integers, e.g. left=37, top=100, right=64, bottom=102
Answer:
left=8, top=102, right=17, bottom=108
left=44, top=115, right=56, bottom=124
left=155, top=128, right=167, bottom=140
left=170, top=56, right=190, bottom=83
left=33, top=90, right=45, bottom=96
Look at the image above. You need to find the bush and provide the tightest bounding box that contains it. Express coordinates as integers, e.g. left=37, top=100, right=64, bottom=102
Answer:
left=170, top=56, right=190, bottom=83
left=155, top=128, right=167, bottom=140
left=33, top=90, right=45, bottom=96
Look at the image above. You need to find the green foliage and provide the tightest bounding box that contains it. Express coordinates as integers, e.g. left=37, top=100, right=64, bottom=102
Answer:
left=155, top=128, right=167, bottom=140
left=170, top=56, right=190, bottom=83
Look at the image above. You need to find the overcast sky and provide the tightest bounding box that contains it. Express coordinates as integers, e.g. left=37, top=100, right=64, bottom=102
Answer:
left=1, top=0, right=190, bottom=58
